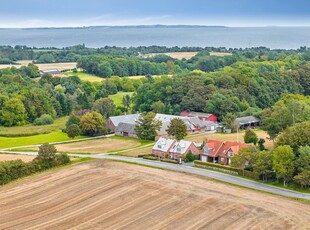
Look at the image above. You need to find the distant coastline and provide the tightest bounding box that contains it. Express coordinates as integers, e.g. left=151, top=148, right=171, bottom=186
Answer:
left=0, top=25, right=228, bottom=30
left=0, top=26, right=309, bottom=49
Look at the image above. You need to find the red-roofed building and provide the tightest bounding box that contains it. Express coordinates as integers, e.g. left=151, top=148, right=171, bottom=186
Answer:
left=200, top=140, right=248, bottom=165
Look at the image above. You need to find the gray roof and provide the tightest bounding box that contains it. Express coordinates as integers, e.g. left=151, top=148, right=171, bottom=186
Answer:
left=152, top=137, right=176, bottom=152
left=40, top=69, right=61, bottom=75
left=236, top=116, right=260, bottom=125
left=115, top=122, right=137, bottom=134
left=109, top=114, right=140, bottom=127
left=187, top=112, right=213, bottom=118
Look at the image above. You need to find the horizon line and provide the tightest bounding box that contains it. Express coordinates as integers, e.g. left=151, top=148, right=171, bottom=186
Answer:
left=1, top=24, right=310, bottom=29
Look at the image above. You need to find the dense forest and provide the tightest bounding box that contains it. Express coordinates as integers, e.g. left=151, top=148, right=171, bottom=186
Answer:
left=0, top=45, right=310, bottom=136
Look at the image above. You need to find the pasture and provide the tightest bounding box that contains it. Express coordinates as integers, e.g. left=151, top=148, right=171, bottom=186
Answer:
left=0, top=117, right=68, bottom=137
left=0, top=131, right=84, bottom=149
left=0, top=160, right=308, bottom=229
left=109, top=92, right=135, bottom=107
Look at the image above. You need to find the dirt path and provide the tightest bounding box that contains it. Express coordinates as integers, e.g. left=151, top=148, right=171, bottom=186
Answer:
left=0, top=161, right=309, bottom=229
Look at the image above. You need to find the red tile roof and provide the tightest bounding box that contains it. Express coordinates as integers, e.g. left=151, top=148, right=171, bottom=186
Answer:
left=204, top=140, right=247, bottom=158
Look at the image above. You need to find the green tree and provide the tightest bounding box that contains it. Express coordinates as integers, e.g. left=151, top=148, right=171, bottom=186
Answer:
left=67, top=124, right=81, bottom=139
left=252, top=150, right=273, bottom=181
left=80, top=112, right=105, bottom=136
left=66, top=114, right=80, bottom=128
left=244, top=129, right=258, bottom=145
left=272, top=145, right=295, bottom=186
left=185, top=151, right=195, bottom=162
left=35, top=143, right=57, bottom=163
left=222, top=113, right=238, bottom=133
left=295, top=146, right=310, bottom=172
left=258, top=138, right=266, bottom=151
left=275, top=122, right=310, bottom=153
left=135, top=112, right=162, bottom=140
left=294, top=170, right=310, bottom=188
left=0, top=97, right=28, bottom=127
left=93, top=98, right=116, bottom=118
left=231, top=146, right=258, bottom=170
left=151, top=101, right=165, bottom=113
left=166, top=118, right=188, bottom=141
left=122, top=94, right=131, bottom=111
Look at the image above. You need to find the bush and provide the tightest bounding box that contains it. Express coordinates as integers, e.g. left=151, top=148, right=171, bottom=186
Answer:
left=194, top=160, right=259, bottom=179
left=0, top=151, right=71, bottom=185
left=33, top=114, right=54, bottom=126
left=142, top=156, right=158, bottom=160
left=194, top=160, right=242, bottom=174
left=160, top=159, right=178, bottom=164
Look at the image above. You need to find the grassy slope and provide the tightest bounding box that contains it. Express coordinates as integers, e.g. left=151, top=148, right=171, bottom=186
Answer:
left=0, top=131, right=85, bottom=149
left=109, top=92, right=134, bottom=107
left=0, top=117, right=68, bottom=137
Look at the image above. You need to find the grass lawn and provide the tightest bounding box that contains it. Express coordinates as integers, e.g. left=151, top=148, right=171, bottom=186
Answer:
left=109, top=92, right=134, bottom=107
left=0, top=117, right=68, bottom=137
left=0, top=131, right=84, bottom=149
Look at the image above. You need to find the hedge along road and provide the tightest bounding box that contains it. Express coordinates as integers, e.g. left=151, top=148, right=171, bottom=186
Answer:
left=2, top=151, right=310, bottom=201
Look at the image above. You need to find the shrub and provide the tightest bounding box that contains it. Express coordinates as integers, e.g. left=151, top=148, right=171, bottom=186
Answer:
left=194, top=160, right=259, bottom=179
left=185, top=151, right=195, bottom=162
left=66, top=124, right=80, bottom=139
left=33, top=114, right=54, bottom=126
left=160, top=159, right=178, bottom=164
left=0, top=150, right=71, bottom=185
left=142, top=156, right=158, bottom=160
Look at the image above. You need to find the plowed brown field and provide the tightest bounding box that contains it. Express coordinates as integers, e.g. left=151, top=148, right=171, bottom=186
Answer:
left=0, top=161, right=309, bottom=229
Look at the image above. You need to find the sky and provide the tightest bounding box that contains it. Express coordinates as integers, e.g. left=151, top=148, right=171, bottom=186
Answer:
left=0, top=0, right=309, bottom=28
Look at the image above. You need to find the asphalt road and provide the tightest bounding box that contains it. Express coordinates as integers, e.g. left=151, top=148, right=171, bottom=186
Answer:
left=2, top=151, right=310, bottom=201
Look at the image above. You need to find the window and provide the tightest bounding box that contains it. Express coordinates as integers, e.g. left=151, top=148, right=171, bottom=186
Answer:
left=158, top=144, right=161, bottom=149
left=221, top=157, right=225, bottom=162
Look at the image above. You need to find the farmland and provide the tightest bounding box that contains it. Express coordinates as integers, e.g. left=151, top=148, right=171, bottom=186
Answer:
left=185, top=130, right=273, bottom=148
left=54, top=137, right=143, bottom=154
left=0, top=160, right=308, bottom=229
left=0, top=154, right=35, bottom=162
left=0, top=60, right=77, bottom=71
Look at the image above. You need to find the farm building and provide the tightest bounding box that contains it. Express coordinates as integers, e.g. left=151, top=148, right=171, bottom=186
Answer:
left=152, top=137, right=200, bottom=161
left=107, top=114, right=140, bottom=132
left=200, top=140, right=248, bottom=165
left=115, top=122, right=138, bottom=139
left=180, top=111, right=218, bottom=122
left=39, top=69, right=62, bottom=76
left=236, top=116, right=261, bottom=129
left=108, top=113, right=219, bottom=140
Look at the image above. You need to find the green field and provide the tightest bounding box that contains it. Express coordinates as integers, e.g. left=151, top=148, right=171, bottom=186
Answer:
left=0, top=117, right=68, bottom=137
left=109, top=92, right=135, bottom=107
left=0, top=131, right=85, bottom=149
left=64, top=72, right=104, bottom=82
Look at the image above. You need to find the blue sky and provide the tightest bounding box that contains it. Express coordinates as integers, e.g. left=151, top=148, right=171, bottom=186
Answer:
left=0, top=0, right=309, bottom=27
